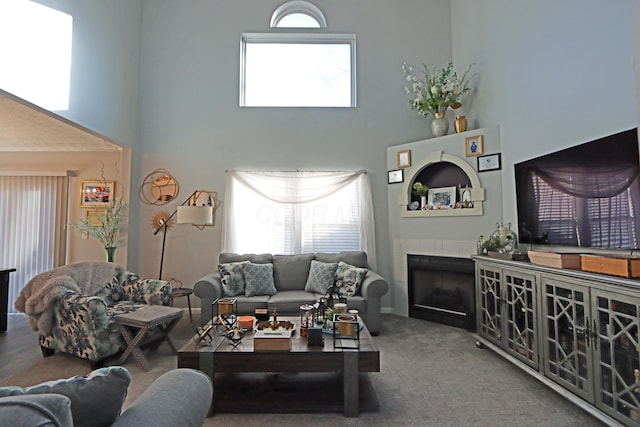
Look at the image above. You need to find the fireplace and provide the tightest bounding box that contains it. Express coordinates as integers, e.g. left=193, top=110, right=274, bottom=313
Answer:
left=408, top=254, right=475, bottom=330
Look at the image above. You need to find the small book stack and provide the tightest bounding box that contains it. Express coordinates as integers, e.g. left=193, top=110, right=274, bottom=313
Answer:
left=253, top=330, right=292, bottom=351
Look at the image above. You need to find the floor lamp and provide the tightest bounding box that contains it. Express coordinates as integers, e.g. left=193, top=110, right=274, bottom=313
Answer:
left=153, top=190, right=220, bottom=279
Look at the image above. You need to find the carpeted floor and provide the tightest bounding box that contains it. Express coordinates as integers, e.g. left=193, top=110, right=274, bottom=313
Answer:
left=0, top=312, right=606, bottom=426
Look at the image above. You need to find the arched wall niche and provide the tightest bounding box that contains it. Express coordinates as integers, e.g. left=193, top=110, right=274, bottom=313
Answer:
left=399, top=150, right=485, bottom=217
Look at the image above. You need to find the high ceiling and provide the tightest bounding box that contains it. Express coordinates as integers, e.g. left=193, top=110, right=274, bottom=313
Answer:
left=0, top=90, right=121, bottom=152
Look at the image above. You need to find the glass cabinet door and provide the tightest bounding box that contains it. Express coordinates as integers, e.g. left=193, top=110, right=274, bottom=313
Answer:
left=542, top=278, right=594, bottom=402
left=476, top=265, right=502, bottom=345
left=504, top=270, right=538, bottom=369
left=593, top=290, right=640, bottom=425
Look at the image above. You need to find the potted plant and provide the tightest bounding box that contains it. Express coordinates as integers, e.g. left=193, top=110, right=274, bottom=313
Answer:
left=402, top=61, right=473, bottom=136
left=72, top=198, right=127, bottom=262
left=412, top=182, right=429, bottom=209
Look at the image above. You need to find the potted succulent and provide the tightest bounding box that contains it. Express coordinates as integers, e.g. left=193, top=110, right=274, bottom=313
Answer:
left=412, top=182, right=429, bottom=209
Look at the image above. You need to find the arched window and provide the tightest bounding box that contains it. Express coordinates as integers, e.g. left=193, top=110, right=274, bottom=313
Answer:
left=270, top=1, right=327, bottom=28
left=241, top=1, right=355, bottom=108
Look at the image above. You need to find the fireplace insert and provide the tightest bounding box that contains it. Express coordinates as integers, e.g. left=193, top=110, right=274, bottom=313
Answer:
left=407, top=255, right=475, bottom=330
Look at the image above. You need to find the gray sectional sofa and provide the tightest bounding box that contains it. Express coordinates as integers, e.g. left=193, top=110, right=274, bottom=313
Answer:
left=193, top=251, right=389, bottom=334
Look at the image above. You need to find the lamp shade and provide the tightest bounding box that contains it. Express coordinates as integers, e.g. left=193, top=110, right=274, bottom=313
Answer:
left=177, top=205, right=213, bottom=225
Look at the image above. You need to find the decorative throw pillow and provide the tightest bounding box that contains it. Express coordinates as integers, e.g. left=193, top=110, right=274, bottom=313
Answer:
left=0, top=366, right=131, bottom=427
left=334, top=261, right=368, bottom=297
left=244, top=262, right=277, bottom=297
left=304, top=260, right=338, bottom=294
left=219, top=261, right=249, bottom=297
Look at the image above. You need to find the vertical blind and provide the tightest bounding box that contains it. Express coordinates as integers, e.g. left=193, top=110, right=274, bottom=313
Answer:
left=221, top=170, right=377, bottom=269
left=0, top=175, right=68, bottom=313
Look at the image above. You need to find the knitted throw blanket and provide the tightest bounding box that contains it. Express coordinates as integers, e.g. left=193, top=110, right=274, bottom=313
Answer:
left=14, top=261, right=123, bottom=334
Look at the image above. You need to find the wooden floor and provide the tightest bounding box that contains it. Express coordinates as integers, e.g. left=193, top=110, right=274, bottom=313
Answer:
left=0, top=314, right=42, bottom=380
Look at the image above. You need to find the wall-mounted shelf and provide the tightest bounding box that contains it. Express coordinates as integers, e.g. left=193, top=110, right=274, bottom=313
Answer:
left=399, top=150, right=485, bottom=217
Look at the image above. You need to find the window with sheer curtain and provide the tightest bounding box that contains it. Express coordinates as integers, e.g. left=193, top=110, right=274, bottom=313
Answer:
left=0, top=175, right=68, bottom=313
left=221, top=170, right=376, bottom=268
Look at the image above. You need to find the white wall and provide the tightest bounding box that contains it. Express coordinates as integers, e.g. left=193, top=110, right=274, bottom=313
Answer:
left=12, top=0, right=640, bottom=315
left=136, top=0, right=453, bottom=301
left=30, top=0, right=143, bottom=267
left=451, top=0, right=638, bottom=227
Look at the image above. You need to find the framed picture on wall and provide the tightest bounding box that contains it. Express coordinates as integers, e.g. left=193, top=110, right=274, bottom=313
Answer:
left=85, top=208, right=105, bottom=226
left=388, top=169, right=404, bottom=184
left=80, top=180, right=115, bottom=207
left=465, top=135, right=483, bottom=157
left=397, top=150, right=411, bottom=168
left=477, top=153, right=502, bottom=172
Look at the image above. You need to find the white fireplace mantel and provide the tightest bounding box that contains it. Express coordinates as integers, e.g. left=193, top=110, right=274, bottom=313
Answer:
left=399, top=150, right=485, bottom=217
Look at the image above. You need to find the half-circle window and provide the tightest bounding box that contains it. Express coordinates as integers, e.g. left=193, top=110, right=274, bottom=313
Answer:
left=270, top=1, right=327, bottom=28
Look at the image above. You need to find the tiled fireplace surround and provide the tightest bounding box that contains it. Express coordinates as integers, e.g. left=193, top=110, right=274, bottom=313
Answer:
left=391, top=238, right=477, bottom=318
left=386, top=127, right=503, bottom=318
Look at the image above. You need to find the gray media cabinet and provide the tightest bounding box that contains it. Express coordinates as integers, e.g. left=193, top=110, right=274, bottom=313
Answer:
left=473, top=255, right=640, bottom=426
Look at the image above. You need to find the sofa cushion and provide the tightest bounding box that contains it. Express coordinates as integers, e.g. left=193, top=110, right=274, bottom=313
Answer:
left=335, top=261, right=368, bottom=297
left=273, top=253, right=315, bottom=291
left=219, top=261, right=249, bottom=297
left=219, top=253, right=273, bottom=264
left=315, top=251, right=368, bottom=269
left=304, top=260, right=338, bottom=294
left=267, top=290, right=318, bottom=313
left=244, top=263, right=277, bottom=297
left=0, top=366, right=130, bottom=427
left=0, top=393, right=73, bottom=427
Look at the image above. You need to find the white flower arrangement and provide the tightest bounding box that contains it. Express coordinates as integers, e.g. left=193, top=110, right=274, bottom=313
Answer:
left=402, top=61, right=473, bottom=118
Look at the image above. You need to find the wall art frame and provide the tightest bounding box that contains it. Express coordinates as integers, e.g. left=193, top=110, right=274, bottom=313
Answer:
left=397, top=150, right=411, bottom=168
left=477, top=153, right=502, bottom=172
left=80, top=180, right=115, bottom=207
left=465, top=135, right=483, bottom=157
left=388, top=169, right=404, bottom=184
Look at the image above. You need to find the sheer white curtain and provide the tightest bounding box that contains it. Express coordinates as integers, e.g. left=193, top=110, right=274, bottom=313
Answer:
left=0, top=175, right=68, bottom=313
left=221, top=170, right=377, bottom=269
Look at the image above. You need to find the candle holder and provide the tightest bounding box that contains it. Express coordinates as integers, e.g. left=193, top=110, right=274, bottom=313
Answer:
left=332, top=313, right=360, bottom=350
left=299, top=304, right=314, bottom=337
left=211, top=297, right=238, bottom=332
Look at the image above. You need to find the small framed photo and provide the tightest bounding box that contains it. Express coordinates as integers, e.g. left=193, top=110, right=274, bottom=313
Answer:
left=465, top=135, right=483, bottom=157
left=477, top=153, right=502, bottom=172
left=388, top=169, right=404, bottom=184
left=427, top=186, right=457, bottom=209
left=80, top=180, right=115, bottom=207
left=397, top=150, right=411, bottom=168
left=85, top=208, right=105, bottom=226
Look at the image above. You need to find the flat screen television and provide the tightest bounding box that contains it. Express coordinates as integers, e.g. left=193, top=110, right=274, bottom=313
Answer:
left=514, top=127, right=640, bottom=250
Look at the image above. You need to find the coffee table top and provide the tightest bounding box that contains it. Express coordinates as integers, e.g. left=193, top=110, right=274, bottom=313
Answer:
left=179, top=316, right=380, bottom=373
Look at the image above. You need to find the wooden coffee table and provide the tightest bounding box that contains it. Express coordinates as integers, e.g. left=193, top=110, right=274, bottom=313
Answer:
left=178, top=316, right=380, bottom=417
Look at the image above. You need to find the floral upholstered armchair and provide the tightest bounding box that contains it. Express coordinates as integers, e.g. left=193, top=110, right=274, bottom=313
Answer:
left=15, top=262, right=173, bottom=365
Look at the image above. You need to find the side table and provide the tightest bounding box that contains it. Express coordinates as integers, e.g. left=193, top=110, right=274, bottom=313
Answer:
left=116, top=305, right=183, bottom=371
left=171, top=287, right=194, bottom=323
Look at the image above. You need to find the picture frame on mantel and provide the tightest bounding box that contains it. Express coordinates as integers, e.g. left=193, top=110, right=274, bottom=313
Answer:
left=397, top=150, right=411, bottom=168
left=477, top=153, right=502, bottom=172
left=465, top=135, right=483, bottom=157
